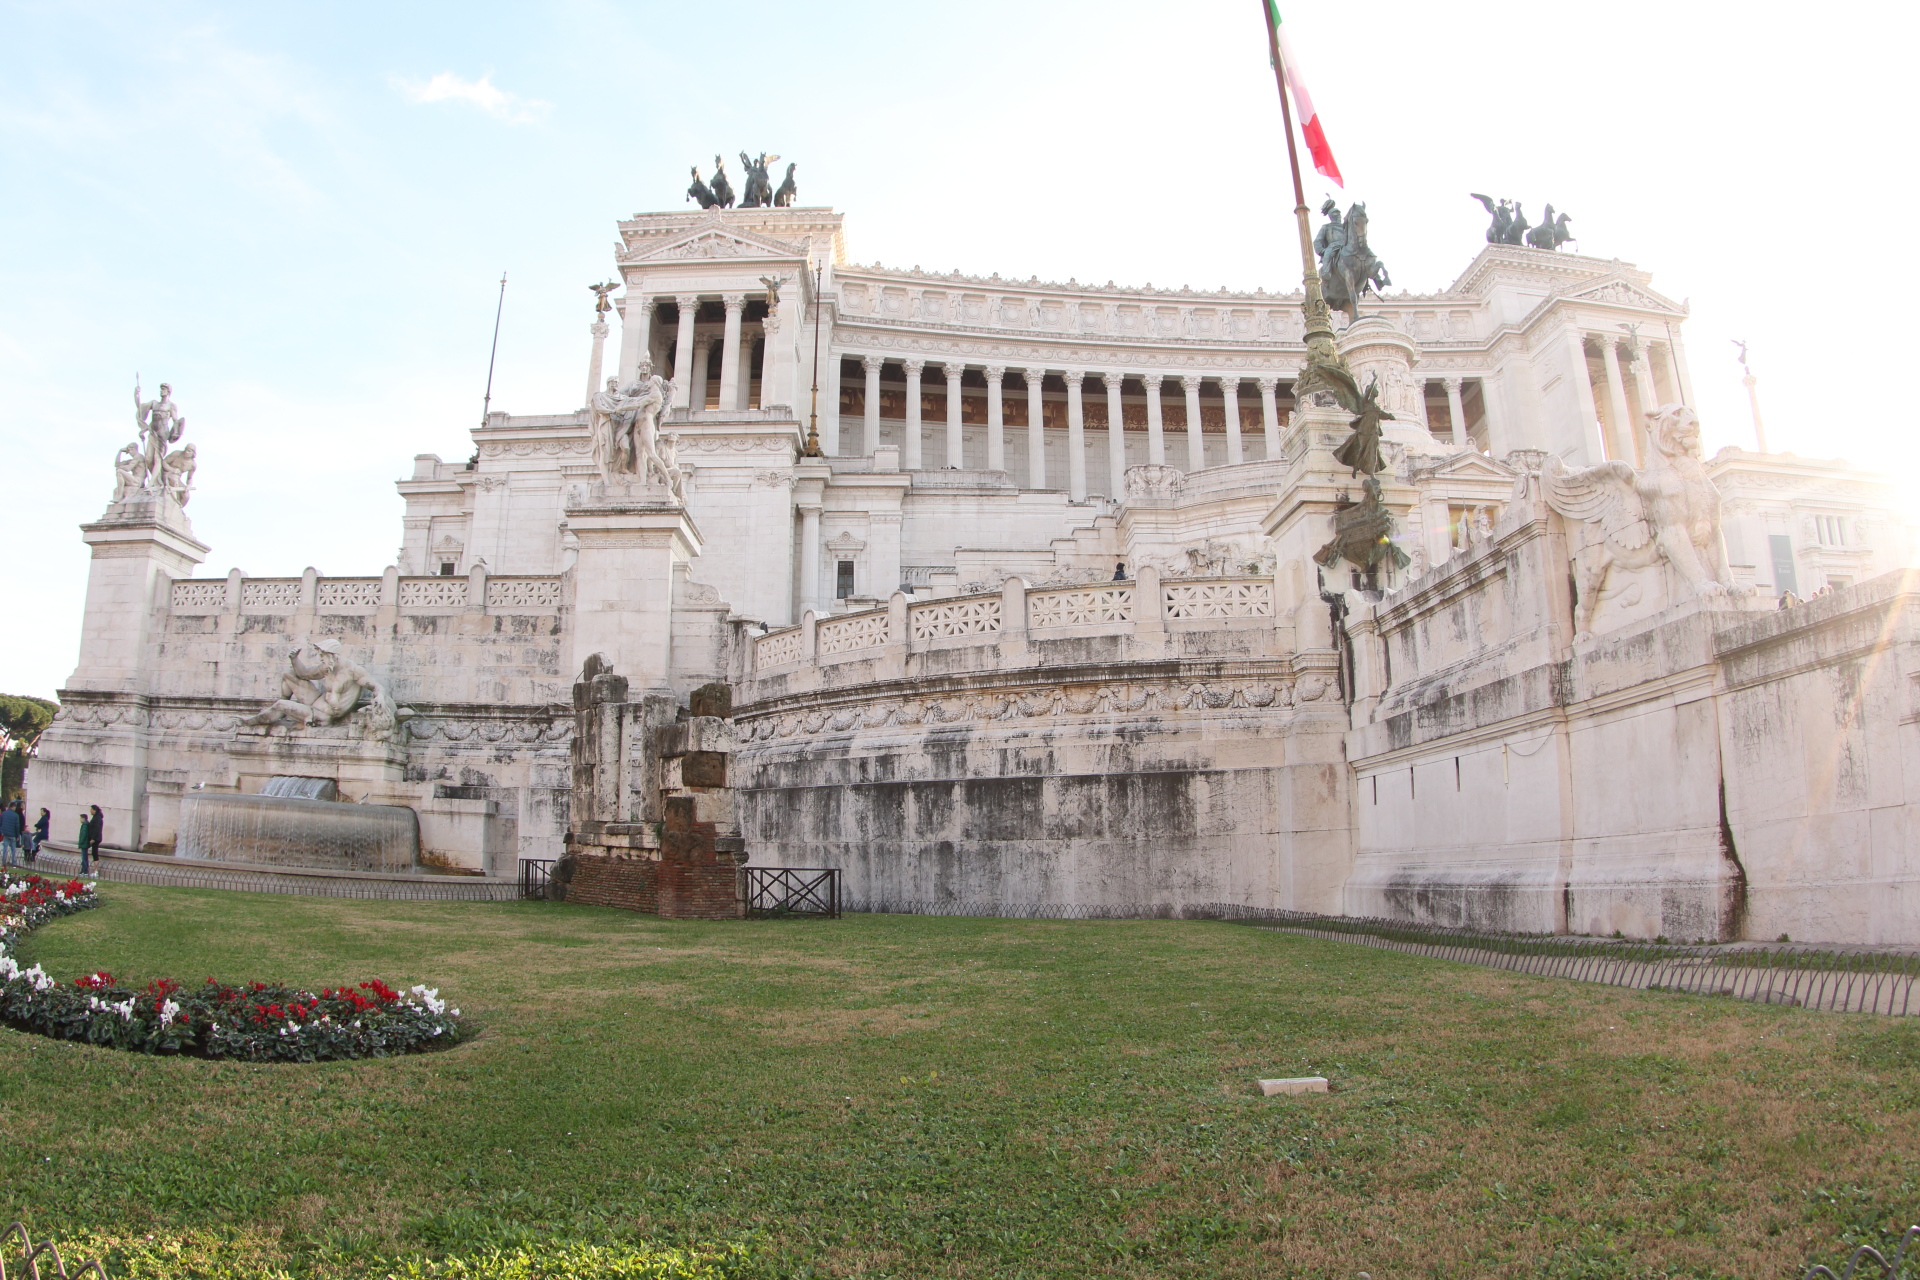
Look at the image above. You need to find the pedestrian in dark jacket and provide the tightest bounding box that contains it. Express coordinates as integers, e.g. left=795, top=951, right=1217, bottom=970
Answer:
left=82, top=805, right=103, bottom=873
left=0, top=803, right=21, bottom=866
left=28, top=808, right=49, bottom=861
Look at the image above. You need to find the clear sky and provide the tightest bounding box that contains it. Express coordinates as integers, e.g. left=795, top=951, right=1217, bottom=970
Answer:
left=5, top=0, right=1915, bottom=700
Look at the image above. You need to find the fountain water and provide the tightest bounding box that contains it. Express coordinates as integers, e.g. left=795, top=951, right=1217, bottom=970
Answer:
left=177, top=788, right=419, bottom=873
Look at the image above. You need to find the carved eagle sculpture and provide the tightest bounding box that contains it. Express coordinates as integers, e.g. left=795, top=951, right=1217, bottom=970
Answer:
left=1544, top=405, right=1737, bottom=641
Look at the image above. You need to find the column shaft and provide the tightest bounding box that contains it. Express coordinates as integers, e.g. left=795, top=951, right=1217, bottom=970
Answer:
left=1566, top=329, right=1605, bottom=465
left=1103, top=373, right=1126, bottom=498
left=1065, top=370, right=1087, bottom=502
left=1444, top=377, right=1468, bottom=448
left=1598, top=341, right=1634, bottom=464
left=615, top=293, right=648, bottom=387
left=1145, top=374, right=1166, bottom=464
left=862, top=355, right=883, bottom=458
left=1221, top=377, right=1244, bottom=464
left=903, top=360, right=924, bottom=469
left=1026, top=369, right=1047, bottom=489
left=691, top=338, right=715, bottom=411
left=1258, top=376, right=1281, bottom=460
left=1181, top=376, right=1205, bottom=471
left=718, top=294, right=746, bottom=411
left=943, top=362, right=965, bottom=468
left=798, top=505, right=822, bottom=617
left=985, top=366, right=1006, bottom=471
left=672, top=295, right=698, bottom=409
left=585, top=321, right=609, bottom=410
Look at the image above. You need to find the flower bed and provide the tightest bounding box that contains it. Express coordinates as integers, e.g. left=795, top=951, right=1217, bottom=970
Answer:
left=0, top=871, right=466, bottom=1062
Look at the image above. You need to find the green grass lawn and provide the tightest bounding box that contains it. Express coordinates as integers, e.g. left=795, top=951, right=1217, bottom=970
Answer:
left=3, top=883, right=1919, bottom=1278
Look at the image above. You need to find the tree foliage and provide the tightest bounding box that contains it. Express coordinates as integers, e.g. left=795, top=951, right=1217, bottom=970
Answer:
left=0, top=693, right=57, bottom=747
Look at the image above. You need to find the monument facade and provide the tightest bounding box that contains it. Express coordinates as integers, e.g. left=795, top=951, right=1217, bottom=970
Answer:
left=32, top=192, right=1920, bottom=941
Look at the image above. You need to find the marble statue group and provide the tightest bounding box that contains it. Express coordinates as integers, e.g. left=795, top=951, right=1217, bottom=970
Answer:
left=687, top=153, right=796, bottom=210
left=241, top=638, right=399, bottom=734
left=115, top=380, right=197, bottom=506
left=590, top=361, right=684, bottom=496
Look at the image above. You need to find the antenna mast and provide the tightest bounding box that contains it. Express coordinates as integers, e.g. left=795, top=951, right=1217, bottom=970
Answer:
left=480, top=272, right=508, bottom=428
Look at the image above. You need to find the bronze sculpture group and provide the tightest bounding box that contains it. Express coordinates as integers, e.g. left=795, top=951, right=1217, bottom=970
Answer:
left=1312, top=200, right=1391, bottom=321
left=687, top=153, right=797, bottom=210
left=1471, top=194, right=1574, bottom=251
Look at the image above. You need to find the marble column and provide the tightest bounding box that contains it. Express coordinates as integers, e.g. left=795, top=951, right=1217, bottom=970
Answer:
left=820, top=346, right=842, bottom=455
left=1632, top=353, right=1663, bottom=416
left=902, top=359, right=925, bottom=469
left=797, top=503, right=822, bottom=617
left=1668, top=337, right=1697, bottom=408
left=1026, top=369, right=1047, bottom=489
left=1565, top=329, right=1604, bottom=465
left=718, top=293, right=746, bottom=411
left=614, top=291, right=648, bottom=388
left=943, top=361, right=965, bottom=468
left=585, top=319, right=609, bottom=410
left=1102, top=372, right=1127, bottom=498
left=1221, top=376, right=1244, bottom=465
left=1065, top=369, right=1087, bottom=502
left=1180, top=375, right=1205, bottom=472
left=1144, top=373, right=1166, bottom=465
left=862, top=355, right=883, bottom=458
left=985, top=366, right=1006, bottom=472
left=672, top=294, right=698, bottom=410
left=1443, top=376, right=1468, bottom=449
left=1257, top=376, right=1281, bottom=460
left=691, top=337, right=715, bottom=412
left=1598, top=340, right=1634, bottom=464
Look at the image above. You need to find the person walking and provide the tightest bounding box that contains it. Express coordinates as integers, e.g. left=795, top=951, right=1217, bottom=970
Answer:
left=83, top=805, right=103, bottom=873
left=29, top=807, right=49, bottom=863
left=0, top=802, right=21, bottom=867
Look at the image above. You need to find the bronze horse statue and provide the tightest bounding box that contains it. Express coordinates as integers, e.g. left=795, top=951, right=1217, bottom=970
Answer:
left=1321, top=202, right=1392, bottom=319
left=1526, top=204, right=1574, bottom=250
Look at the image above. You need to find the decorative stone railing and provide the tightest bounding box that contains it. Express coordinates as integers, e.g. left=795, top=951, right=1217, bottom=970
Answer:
left=751, top=572, right=1279, bottom=676
left=168, top=569, right=568, bottom=617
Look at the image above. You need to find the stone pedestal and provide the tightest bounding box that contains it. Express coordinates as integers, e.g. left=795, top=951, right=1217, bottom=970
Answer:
left=563, top=483, right=704, bottom=694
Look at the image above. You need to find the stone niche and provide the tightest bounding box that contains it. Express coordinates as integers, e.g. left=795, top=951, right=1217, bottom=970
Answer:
left=549, top=660, right=747, bottom=918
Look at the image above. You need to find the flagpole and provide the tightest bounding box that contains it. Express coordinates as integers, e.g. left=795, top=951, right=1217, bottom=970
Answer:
left=1258, top=1, right=1336, bottom=353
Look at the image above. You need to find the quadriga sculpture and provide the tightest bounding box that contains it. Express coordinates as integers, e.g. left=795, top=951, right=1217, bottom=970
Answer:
left=1545, top=404, right=1739, bottom=640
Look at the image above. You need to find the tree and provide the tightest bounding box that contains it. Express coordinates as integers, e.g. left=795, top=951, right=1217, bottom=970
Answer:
left=0, top=694, right=57, bottom=753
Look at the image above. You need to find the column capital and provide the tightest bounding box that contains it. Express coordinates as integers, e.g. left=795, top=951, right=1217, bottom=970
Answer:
left=1256, top=375, right=1279, bottom=393
left=1024, top=367, right=1049, bottom=385
left=674, top=292, right=700, bottom=310
left=694, top=334, right=715, bottom=353
left=1101, top=371, right=1125, bottom=391
left=1061, top=368, right=1086, bottom=384
left=1178, top=374, right=1202, bottom=393
left=861, top=353, right=885, bottom=374
left=940, top=360, right=965, bottom=378
left=796, top=501, right=824, bottom=516
left=1216, top=374, right=1241, bottom=390
left=722, top=292, right=746, bottom=311
left=1442, top=374, right=1464, bottom=392
left=983, top=365, right=1006, bottom=382
left=902, top=358, right=925, bottom=376
left=1142, top=371, right=1164, bottom=390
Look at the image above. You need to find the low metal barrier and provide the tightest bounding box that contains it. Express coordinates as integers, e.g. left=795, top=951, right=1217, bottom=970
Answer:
left=744, top=867, right=840, bottom=918
left=28, top=847, right=520, bottom=902
left=1804, top=1224, right=1920, bottom=1277
left=520, top=858, right=555, bottom=900
left=3, top=1220, right=110, bottom=1278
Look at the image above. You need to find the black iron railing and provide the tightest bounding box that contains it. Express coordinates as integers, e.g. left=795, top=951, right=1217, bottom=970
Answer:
left=4, top=1220, right=111, bottom=1278
left=743, top=867, right=840, bottom=918
left=520, top=858, right=556, bottom=900
left=1804, top=1224, right=1920, bottom=1277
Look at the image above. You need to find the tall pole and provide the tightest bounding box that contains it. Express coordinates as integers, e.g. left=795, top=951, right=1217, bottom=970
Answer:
left=1735, top=339, right=1767, bottom=453
left=1257, top=1, right=1352, bottom=410
left=804, top=263, right=823, bottom=457
left=480, top=272, right=507, bottom=428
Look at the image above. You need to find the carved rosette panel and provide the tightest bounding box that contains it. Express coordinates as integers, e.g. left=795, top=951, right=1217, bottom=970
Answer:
left=485, top=578, right=564, bottom=611
left=1163, top=580, right=1274, bottom=620
left=908, top=597, right=1003, bottom=641
left=816, top=611, right=890, bottom=656
left=398, top=578, right=470, bottom=608
left=756, top=628, right=803, bottom=669
left=240, top=581, right=301, bottom=611
left=170, top=580, right=227, bottom=612
left=406, top=718, right=571, bottom=744
left=315, top=580, right=382, bottom=609
left=1028, top=586, right=1134, bottom=629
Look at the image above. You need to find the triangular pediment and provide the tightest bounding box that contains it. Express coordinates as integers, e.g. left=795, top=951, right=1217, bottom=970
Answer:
left=1564, top=276, right=1684, bottom=314
left=1422, top=450, right=1514, bottom=480
left=625, top=221, right=807, bottom=264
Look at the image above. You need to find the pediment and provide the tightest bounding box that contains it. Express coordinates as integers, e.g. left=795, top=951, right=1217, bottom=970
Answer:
left=624, top=222, right=807, bottom=264
left=1421, top=450, right=1514, bottom=481
left=1564, top=276, right=1684, bottom=314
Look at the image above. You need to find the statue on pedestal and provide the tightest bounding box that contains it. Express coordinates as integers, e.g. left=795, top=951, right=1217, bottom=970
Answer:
left=738, top=151, right=777, bottom=208
left=111, top=443, right=144, bottom=503
left=773, top=162, right=798, bottom=207
left=687, top=166, right=718, bottom=210
left=1315, top=201, right=1391, bottom=320
left=588, top=280, right=618, bottom=318
left=134, top=380, right=186, bottom=486
left=161, top=443, right=197, bottom=506
left=589, top=361, right=677, bottom=487
left=1525, top=204, right=1574, bottom=250
left=1333, top=376, right=1395, bottom=477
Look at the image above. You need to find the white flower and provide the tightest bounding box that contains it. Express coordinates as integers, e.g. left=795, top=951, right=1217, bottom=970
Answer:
left=409, top=984, right=447, bottom=1015
left=0, top=955, right=19, bottom=982
left=159, top=999, right=181, bottom=1026
left=23, top=965, right=53, bottom=992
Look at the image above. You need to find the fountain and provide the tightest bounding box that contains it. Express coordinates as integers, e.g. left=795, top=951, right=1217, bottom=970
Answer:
left=177, top=777, right=419, bottom=873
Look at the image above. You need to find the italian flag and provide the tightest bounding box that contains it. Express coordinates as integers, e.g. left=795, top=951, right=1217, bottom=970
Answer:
left=1267, top=2, right=1343, bottom=188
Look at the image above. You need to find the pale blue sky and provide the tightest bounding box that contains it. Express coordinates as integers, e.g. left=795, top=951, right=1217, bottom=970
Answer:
left=5, top=1, right=1914, bottom=698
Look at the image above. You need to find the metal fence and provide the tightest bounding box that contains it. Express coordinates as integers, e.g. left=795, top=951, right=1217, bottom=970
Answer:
left=1803, top=1225, right=1920, bottom=1278
left=27, top=848, right=521, bottom=903
left=3, top=1220, right=109, bottom=1278
left=744, top=867, right=841, bottom=918
left=521, top=858, right=555, bottom=900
